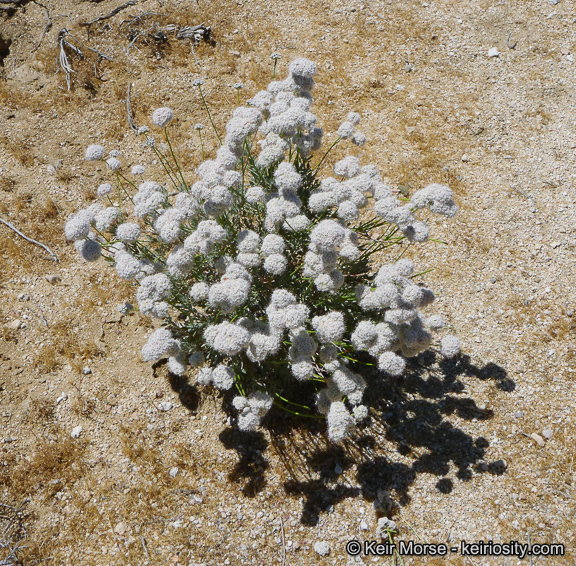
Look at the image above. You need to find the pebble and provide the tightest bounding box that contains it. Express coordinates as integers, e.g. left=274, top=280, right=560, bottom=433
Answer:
left=56, top=392, right=68, bottom=404
left=158, top=401, right=173, bottom=412
left=313, top=541, right=330, bottom=556
left=8, top=319, right=22, bottom=330
left=114, top=522, right=127, bottom=535
left=542, top=428, right=553, bottom=439
left=461, top=154, right=471, bottom=162
left=82, top=366, right=92, bottom=375
left=17, top=293, right=30, bottom=301
left=70, top=426, right=82, bottom=439
left=549, top=0, right=560, bottom=5
left=169, top=466, right=179, bottom=478
left=488, top=47, right=500, bottom=58
left=46, top=275, right=61, bottom=284
left=360, top=519, right=369, bottom=531
left=530, top=433, right=545, bottom=447
left=334, top=464, right=343, bottom=475
left=514, top=411, right=524, bottom=418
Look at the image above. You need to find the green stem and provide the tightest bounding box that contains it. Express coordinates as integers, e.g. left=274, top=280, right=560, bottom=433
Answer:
left=313, top=136, right=342, bottom=173
left=198, top=85, right=222, bottom=145
left=198, top=130, right=205, bottom=161
left=164, top=127, right=188, bottom=192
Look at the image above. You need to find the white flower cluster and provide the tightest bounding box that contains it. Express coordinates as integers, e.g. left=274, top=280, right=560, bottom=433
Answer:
left=249, top=57, right=323, bottom=163
left=69, top=57, right=462, bottom=444
left=233, top=392, right=274, bottom=431
left=337, top=111, right=366, bottom=146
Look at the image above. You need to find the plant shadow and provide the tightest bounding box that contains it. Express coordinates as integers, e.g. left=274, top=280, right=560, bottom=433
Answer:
left=233, top=352, right=514, bottom=525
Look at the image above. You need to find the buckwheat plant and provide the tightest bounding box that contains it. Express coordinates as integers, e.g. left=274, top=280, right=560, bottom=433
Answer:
left=66, top=58, right=461, bottom=443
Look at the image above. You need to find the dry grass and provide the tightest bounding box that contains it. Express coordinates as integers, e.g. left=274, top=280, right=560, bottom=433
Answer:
left=34, top=320, right=104, bottom=373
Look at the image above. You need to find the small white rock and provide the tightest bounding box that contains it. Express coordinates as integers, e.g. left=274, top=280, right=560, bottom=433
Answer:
left=461, top=154, right=471, bottom=162
left=82, top=366, right=92, bottom=375
left=56, top=392, right=68, bottom=404
left=542, top=428, right=553, bottom=439
left=530, top=432, right=545, bottom=447
left=8, top=319, right=22, bottom=330
left=158, top=401, right=173, bottom=412
left=314, top=541, right=330, bottom=556
left=70, top=426, right=82, bottom=439
left=488, top=47, right=500, bottom=58
left=360, top=519, right=369, bottom=531
left=169, top=466, right=179, bottom=478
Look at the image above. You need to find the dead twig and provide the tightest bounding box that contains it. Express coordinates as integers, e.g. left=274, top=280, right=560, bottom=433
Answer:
left=57, top=29, right=112, bottom=87
left=126, top=28, right=149, bottom=54
left=0, top=217, right=58, bottom=261
left=79, top=0, right=136, bottom=28
left=119, top=10, right=163, bottom=28
left=58, top=29, right=80, bottom=90
left=140, top=535, right=150, bottom=563
left=31, top=0, right=52, bottom=53
left=126, top=83, right=138, bottom=132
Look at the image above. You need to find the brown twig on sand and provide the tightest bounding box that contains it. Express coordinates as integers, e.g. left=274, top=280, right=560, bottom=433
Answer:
left=0, top=217, right=59, bottom=261
left=79, top=0, right=136, bottom=28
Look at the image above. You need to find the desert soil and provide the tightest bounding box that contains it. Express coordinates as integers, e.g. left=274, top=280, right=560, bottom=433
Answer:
left=0, top=0, right=575, bottom=564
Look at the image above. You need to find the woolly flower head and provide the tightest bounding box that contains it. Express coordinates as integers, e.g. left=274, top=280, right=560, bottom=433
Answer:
left=327, top=402, right=354, bottom=443
left=65, top=213, right=91, bottom=241
left=337, top=121, right=355, bottom=139
left=312, top=311, right=345, bottom=343
left=97, top=183, right=112, bottom=196
left=153, top=107, right=174, bottom=128
left=289, top=57, right=317, bottom=79
left=440, top=335, right=461, bottom=358
left=106, top=157, right=121, bottom=171
left=212, top=365, right=235, bottom=390
left=189, top=282, right=210, bottom=302
left=245, top=185, right=266, bottom=203
left=310, top=219, right=346, bottom=252
left=347, top=111, right=361, bottom=125
left=131, top=165, right=145, bottom=175
left=141, top=328, right=180, bottom=362
left=378, top=352, right=406, bottom=376
left=85, top=144, right=105, bottom=161
left=204, top=322, right=251, bottom=356
left=334, top=156, right=360, bottom=178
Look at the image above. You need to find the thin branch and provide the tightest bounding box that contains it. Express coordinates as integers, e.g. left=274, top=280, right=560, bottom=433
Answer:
left=31, top=0, right=52, bottom=53
left=120, top=11, right=163, bottom=27
left=0, top=217, right=58, bottom=261
left=79, top=0, right=136, bottom=27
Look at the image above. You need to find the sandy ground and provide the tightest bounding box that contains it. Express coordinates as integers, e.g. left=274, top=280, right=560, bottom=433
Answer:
left=1, top=0, right=575, bottom=564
